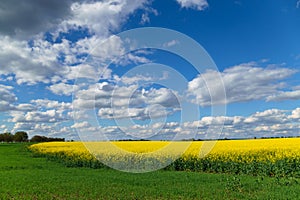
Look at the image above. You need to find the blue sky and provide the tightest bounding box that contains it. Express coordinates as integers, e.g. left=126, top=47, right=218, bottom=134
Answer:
left=0, top=0, right=299, bottom=140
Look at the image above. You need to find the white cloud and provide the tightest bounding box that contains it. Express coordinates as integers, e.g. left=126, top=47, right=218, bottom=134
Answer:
left=7, top=99, right=72, bottom=135
left=176, top=0, right=208, bottom=11
left=143, top=88, right=180, bottom=108
left=266, top=90, right=300, bottom=101
left=0, top=0, right=75, bottom=38
left=98, top=107, right=145, bottom=120
left=71, top=121, right=91, bottom=129
left=0, top=75, right=14, bottom=82
left=75, top=35, right=125, bottom=61
left=74, top=35, right=150, bottom=69
left=10, top=110, right=67, bottom=123
left=163, top=40, right=179, bottom=48
left=96, top=107, right=300, bottom=139
left=0, top=0, right=150, bottom=86
left=0, top=34, right=125, bottom=87
left=12, top=122, right=71, bottom=139
left=65, top=64, right=108, bottom=81
left=115, top=74, right=154, bottom=85
left=140, top=13, right=150, bottom=24
left=98, top=104, right=172, bottom=121
left=188, top=62, right=297, bottom=106
left=0, top=84, right=17, bottom=111
left=15, top=104, right=36, bottom=112
left=60, top=0, right=148, bottom=36
left=114, top=72, right=168, bottom=85
left=33, top=123, right=56, bottom=133
left=48, top=82, right=79, bottom=96
left=140, top=7, right=158, bottom=25
left=73, top=83, right=138, bottom=109
left=9, top=103, right=300, bottom=139
left=0, top=36, right=68, bottom=85
left=30, top=99, right=72, bottom=111
left=13, top=122, right=35, bottom=131
left=244, top=109, right=289, bottom=124
left=73, top=82, right=180, bottom=120
left=169, top=108, right=300, bottom=139
left=0, top=29, right=145, bottom=86
left=297, top=0, right=300, bottom=8
left=290, top=108, right=300, bottom=120
left=117, top=53, right=151, bottom=66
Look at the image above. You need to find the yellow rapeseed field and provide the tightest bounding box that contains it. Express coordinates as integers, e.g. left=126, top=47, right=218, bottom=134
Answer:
left=30, top=138, right=300, bottom=164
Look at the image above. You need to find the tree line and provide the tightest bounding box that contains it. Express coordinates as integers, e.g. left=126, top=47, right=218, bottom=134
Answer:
left=0, top=131, right=65, bottom=143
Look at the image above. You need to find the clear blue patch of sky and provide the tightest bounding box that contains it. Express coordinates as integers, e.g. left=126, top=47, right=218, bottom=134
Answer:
left=224, top=99, right=300, bottom=117
left=125, top=0, right=300, bottom=71
left=46, top=28, right=91, bottom=43
left=108, top=48, right=200, bottom=81
left=13, top=83, right=71, bottom=104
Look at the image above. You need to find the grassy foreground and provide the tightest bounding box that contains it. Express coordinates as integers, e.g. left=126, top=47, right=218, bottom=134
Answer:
left=1, top=143, right=300, bottom=199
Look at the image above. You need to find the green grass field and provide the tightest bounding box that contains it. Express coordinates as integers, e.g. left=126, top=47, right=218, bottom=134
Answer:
left=1, top=143, right=300, bottom=199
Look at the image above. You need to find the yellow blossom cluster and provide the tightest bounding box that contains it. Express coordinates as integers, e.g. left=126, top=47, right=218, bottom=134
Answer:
left=29, top=138, right=300, bottom=172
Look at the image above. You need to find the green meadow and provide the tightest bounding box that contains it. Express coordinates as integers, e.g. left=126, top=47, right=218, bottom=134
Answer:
left=1, top=143, right=300, bottom=200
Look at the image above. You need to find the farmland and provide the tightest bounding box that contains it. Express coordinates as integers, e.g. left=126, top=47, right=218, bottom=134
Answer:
left=1, top=140, right=300, bottom=199
left=30, top=138, right=300, bottom=176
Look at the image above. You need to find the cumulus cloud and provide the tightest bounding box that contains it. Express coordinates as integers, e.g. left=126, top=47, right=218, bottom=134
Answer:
left=71, top=121, right=91, bottom=129
left=12, top=122, right=73, bottom=139
left=15, top=104, right=36, bottom=112
left=0, top=0, right=150, bottom=86
left=163, top=40, right=180, bottom=48
left=8, top=97, right=300, bottom=139
left=266, top=90, right=300, bottom=102
left=142, top=88, right=180, bottom=108
left=140, top=7, right=158, bottom=25
left=75, top=35, right=125, bottom=61
left=188, top=62, right=297, bottom=106
left=0, top=84, right=17, bottom=111
left=13, top=122, right=35, bottom=131
left=65, top=64, right=108, bottom=82
left=10, top=110, right=67, bottom=123
left=176, top=0, right=208, bottom=11
left=0, top=0, right=74, bottom=38
left=0, top=86, right=71, bottom=113
left=115, top=74, right=156, bottom=85
left=0, top=0, right=148, bottom=38
left=48, top=82, right=79, bottom=96
left=74, top=107, right=300, bottom=140
left=73, top=82, right=180, bottom=120
left=152, top=107, right=300, bottom=139
left=98, top=104, right=173, bottom=121
left=74, top=35, right=150, bottom=70
left=59, top=0, right=148, bottom=36
left=140, top=13, right=150, bottom=24
left=73, top=83, right=137, bottom=109
left=0, top=36, right=68, bottom=84
left=30, top=99, right=72, bottom=110
left=290, top=108, right=300, bottom=120
left=7, top=99, right=72, bottom=135
left=244, top=109, right=289, bottom=124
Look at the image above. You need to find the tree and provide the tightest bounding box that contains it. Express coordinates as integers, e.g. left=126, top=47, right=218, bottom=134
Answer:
left=30, top=135, right=65, bottom=142
left=2, top=133, right=14, bottom=142
left=30, top=135, right=45, bottom=142
left=14, top=131, right=28, bottom=142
